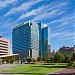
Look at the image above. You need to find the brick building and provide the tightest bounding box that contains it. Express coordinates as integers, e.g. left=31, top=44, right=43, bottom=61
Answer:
left=59, top=45, right=75, bottom=55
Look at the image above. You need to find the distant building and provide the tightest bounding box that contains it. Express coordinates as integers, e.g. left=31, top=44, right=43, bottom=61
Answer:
left=48, top=45, right=50, bottom=56
left=53, top=50, right=57, bottom=55
left=0, top=36, right=10, bottom=56
left=59, top=46, right=75, bottom=54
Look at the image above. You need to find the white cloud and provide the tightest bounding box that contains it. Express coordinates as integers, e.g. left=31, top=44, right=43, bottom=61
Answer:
left=33, top=9, right=65, bottom=21
left=0, top=18, right=17, bottom=29
left=16, top=5, right=45, bottom=22
left=56, top=16, right=74, bottom=28
left=14, top=0, right=67, bottom=22
left=47, top=20, right=58, bottom=25
left=4, top=0, right=42, bottom=16
left=51, top=31, right=74, bottom=40
left=47, top=1, right=67, bottom=11
left=32, top=1, right=67, bottom=21
left=49, top=14, right=74, bottom=42
left=0, top=0, right=17, bottom=9
left=0, top=31, right=10, bottom=36
left=47, top=14, right=74, bottom=28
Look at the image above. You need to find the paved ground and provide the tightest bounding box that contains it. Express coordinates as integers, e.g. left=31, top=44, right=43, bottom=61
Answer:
left=48, top=69, right=75, bottom=75
left=0, top=64, right=19, bottom=71
left=0, top=64, right=21, bottom=75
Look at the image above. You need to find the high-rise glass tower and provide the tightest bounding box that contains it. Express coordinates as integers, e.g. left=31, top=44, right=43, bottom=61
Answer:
left=37, top=23, right=42, bottom=57
left=12, top=21, right=39, bottom=58
left=12, top=20, right=50, bottom=58
left=38, top=23, right=50, bottom=57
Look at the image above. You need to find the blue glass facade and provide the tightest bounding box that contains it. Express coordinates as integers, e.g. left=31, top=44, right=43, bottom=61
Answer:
left=42, top=27, right=48, bottom=57
left=37, top=23, right=42, bottom=57
left=12, top=20, right=50, bottom=58
left=12, top=21, right=39, bottom=58
left=38, top=23, right=50, bottom=57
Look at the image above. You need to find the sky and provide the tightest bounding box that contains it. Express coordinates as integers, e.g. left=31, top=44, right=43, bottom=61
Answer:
left=0, top=0, right=74, bottom=53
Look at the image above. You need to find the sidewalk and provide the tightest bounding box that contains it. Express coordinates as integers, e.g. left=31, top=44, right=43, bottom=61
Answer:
left=48, top=69, right=75, bottom=75
left=0, top=64, right=19, bottom=71
left=0, top=64, right=21, bottom=75
left=55, top=69, right=75, bottom=74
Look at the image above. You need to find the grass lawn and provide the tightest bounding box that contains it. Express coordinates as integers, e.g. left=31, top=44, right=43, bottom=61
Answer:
left=1, top=63, right=67, bottom=75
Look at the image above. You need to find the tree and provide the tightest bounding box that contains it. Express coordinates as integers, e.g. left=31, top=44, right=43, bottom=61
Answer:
left=71, top=52, right=75, bottom=62
left=23, top=57, right=26, bottom=62
left=50, top=56, right=54, bottom=63
left=43, top=54, right=50, bottom=63
left=31, top=58, right=36, bottom=64
left=54, top=52, right=65, bottom=65
left=26, top=57, right=32, bottom=63
left=64, top=54, right=71, bottom=63
left=37, top=56, right=42, bottom=62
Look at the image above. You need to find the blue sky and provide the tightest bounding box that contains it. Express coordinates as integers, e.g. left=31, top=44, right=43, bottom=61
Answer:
left=0, top=0, right=74, bottom=53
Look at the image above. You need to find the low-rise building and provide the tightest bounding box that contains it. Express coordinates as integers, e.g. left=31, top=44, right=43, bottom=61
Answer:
left=59, top=45, right=75, bottom=55
left=0, top=36, right=10, bottom=56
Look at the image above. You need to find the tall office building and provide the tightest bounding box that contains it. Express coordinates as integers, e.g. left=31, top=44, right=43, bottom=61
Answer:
left=12, top=20, right=50, bottom=58
left=38, top=23, right=50, bottom=57
left=37, top=23, right=42, bottom=57
left=0, top=36, right=10, bottom=56
left=12, top=21, right=39, bottom=58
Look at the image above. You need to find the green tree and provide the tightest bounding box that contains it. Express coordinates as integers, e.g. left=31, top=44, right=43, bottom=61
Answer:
left=71, top=52, right=75, bottom=62
left=31, top=58, right=36, bottom=64
left=26, top=57, right=32, bottom=63
left=23, top=57, right=26, bottom=62
left=64, top=54, right=71, bottom=63
left=54, top=52, right=65, bottom=65
left=50, top=56, right=54, bottom=63
left=37, top=56, right=42, bottom=62
left=43, top=54, right=50, bottom=63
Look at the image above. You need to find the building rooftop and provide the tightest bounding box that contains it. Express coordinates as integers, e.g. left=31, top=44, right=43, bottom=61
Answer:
left=13, top=20, right=30, bottom=29
left=59, top=46, right=75, bottom=51
left=0, top=54, right=19, bottom=58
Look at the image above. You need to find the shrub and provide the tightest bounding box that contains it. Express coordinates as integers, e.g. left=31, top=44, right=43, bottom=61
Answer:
left=66, top=65, right=73, bottom=69
left=37, top=56, right=42, bottom=62
left=26, top=57, right=36, bottom=64
left=26, top=57, right=32, bottom=64
left=31, top=58, right=36, bottom=64
left=66, top=62, right=75, bottom=69
left=72, top=61, right=75, bottom=67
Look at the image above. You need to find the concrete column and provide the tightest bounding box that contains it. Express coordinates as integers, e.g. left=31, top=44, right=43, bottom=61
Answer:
left=9, top=60, right=10, bottom=64
left=14, top=57, right=15, bottom=64
left=0, top=59, right=2, bottom=65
